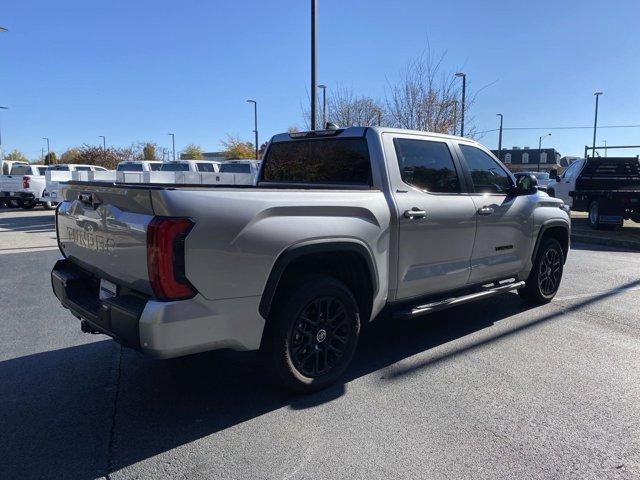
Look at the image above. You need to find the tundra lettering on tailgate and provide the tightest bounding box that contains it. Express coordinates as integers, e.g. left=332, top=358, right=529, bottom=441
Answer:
left=66, top=226, right=115, bottom=254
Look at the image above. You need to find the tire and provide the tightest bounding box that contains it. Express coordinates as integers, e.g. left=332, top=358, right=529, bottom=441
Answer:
left=42, top=201, right=58, bottom=210
left=19, top=200, right=36, bottom=210
left=518, top=237, right=564, bottom=304
left=262, top=275, right=361, bottom=393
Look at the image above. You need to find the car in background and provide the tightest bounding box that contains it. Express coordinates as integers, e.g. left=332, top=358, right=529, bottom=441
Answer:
left=116, top=161, right=163, bottom=172
left=0, top=164, right=56, bottom=209
left=219, top=160, right=261, bottom=185
left=159, top=160, right=221, bottom=172
left=515, top=171, right=550, bottom=191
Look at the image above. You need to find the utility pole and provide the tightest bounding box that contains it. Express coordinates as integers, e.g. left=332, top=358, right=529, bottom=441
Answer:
left=0, top=106, right=7, bottom=162
left=246, top=100, right=259, bottom=159
left=496, top=113, right=503, bottom=161
left=603, top=139, right=607, bottom=157
left=538, top=133, right=551, bottom=172
left=455, top=72, right=466, bottom=137
left=592, top=91, right=603, bottom=159
left=310, top=0, right=317, bottom=130
left=168, top=133, right=175, bottom=161
left=318, top=84, right=327, bottom=127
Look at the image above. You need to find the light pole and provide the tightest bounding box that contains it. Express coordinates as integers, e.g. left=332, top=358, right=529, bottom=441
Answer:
left=592, top=91, right=603, bottom=158
left=0, top=106, right=7, bottom=162
left=603, top=139, right=607, bottom=157
left=374, top=108, right=382, bottom=126
left=317, top=84, right=327, bottom=127
left=455, top=72, right=466, bottom=137
left=99, top=135, right=106, bottom=149
left=168, top=133, right=175, bottom=161
left=496, top=113, right=503, bottom=161
left=246, top=100, right=259, bottom=159
left=310, top=0, right=317, bottom=130
left=538, top=133, right=551, bottom=172
left=42, top=137, right=50, bottom=163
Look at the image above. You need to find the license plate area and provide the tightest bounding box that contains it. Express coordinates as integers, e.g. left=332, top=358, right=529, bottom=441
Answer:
left=99, top=279, right=118, bottom=300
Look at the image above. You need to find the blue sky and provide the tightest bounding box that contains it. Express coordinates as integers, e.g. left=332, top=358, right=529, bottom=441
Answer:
left=1, top=0, right=639, bottom=160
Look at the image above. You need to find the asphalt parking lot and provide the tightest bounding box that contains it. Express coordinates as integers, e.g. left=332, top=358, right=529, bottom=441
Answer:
left=1, top=208, right=639, bottom=479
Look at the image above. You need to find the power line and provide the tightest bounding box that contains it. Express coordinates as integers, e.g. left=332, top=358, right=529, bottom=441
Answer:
left=477, top=124, right=640, bottom=135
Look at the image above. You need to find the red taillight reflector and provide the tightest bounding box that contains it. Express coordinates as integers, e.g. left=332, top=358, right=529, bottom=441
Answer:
left=146, top=217, right=195, bottom=300
left=22, top=176, right=30, bottom=188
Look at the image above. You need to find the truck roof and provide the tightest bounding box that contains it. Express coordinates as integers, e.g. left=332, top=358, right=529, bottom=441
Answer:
left=270, top=126, right=476, bottom=145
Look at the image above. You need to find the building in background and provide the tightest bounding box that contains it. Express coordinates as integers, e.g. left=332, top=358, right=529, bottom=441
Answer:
left=492, top=147, right=561, bottom=174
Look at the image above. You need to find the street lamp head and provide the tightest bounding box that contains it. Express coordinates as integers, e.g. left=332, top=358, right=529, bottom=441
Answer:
left=496, top=113, right=502, bottom=118
left=594, top=91, right=603, bottom=96
left=317, top=84, right=326, bottom=89
left=0, top=27, right=8, bottom=33
left=0, top=106, right=8, bottom=110
left=455, top=72, right=466, bottom=78
left=246, top=99, right=256, bottom=104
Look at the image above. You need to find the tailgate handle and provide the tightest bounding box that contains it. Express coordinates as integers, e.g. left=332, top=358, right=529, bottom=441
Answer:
left=78, top=193, right=102, bottom=208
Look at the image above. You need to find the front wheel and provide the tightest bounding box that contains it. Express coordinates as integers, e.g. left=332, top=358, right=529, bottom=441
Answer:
left=263, top=275, right=360, bottom=393
left=19, top=200, right=36, bottom=210
left=518, top=237, right=564, bottom=304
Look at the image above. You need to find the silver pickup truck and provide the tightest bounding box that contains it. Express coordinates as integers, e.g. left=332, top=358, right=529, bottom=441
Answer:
left=51, top=127, right=570, bottom=392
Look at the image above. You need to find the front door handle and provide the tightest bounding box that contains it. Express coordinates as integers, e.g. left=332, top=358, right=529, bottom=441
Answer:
left=477, top=206, right=494, bottom=216
left=404, top=208, right=427, bottom=219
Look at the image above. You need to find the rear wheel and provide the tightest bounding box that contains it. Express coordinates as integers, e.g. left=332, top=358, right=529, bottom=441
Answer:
left=19, top=200, right=36, bottom=210
left=518, top=237, right=564, bottom=304
left=263, top=275, right=360, bottom=393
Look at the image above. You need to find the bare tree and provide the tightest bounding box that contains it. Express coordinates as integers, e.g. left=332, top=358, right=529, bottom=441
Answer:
left=302, top=85, right=385, bottom=129
left=385, top=50, right=464, bottom=135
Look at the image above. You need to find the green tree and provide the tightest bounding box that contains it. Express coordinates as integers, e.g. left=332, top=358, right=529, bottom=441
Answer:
left=181, top=144, right=204, bottom=160
left=221, top=135, right=255, bottom=159
left=44, top=152, right=57, bottom=165
left=2, top=149, right=29, bottom=163
left=142, top=142, right=158, bottom=160
left=60, top=148, right=81, bottom=164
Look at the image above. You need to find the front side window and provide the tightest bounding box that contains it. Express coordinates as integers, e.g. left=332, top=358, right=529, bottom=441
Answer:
left=160, top=163, right=189, bottom=172
left=459, top=145, right=513, bottom=194
left=394, top=138, right=460, bottom=193
left=220, top=163, right=251, bottom=174
left=149, top=163, right=162, bottom=171
left=75, top=166, right=92, bottom=171
left=261, top=138, right=372, bottom=186
left=117, top=163, right=143, bottom=172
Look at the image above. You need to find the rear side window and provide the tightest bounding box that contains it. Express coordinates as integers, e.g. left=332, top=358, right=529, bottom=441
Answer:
left=37, top=167, right=48, bottom=175
left=261, top=138, right=372, bottom=186
left=160, top=163, right=189, bottom=172
left=149, top=163, right=162, bottom=171
left=394, top=138, right=460, bottom=193
left=9, top=165, right=30, bottom=175
left=220, top=163, right=251, bottom=174
left=197, top=163, right=216, bottom=172
left=75, top=166, right=92, bottom=171
left=117, top=163, right=143, bottom=172
left=459, top=145, right=512, bottom=194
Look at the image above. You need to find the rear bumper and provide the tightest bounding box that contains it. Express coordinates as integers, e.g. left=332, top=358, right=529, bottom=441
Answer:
left=51, top=258, right=265, bottom=358
left=0, top=191, right=35, bottom=201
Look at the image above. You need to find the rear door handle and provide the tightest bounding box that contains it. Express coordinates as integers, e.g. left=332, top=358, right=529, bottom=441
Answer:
left=477, top=206, right=494, bottom=216
left=404, top=208, right=427, bottom=219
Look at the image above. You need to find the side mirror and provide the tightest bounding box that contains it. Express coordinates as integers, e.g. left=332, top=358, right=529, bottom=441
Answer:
left=515, top=174, right=538, bottom=195
left=555, top=175, right=561, bottom=182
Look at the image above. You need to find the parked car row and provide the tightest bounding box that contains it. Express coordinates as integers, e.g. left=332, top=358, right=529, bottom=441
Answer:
left=1, top=159, right=262, bottom=210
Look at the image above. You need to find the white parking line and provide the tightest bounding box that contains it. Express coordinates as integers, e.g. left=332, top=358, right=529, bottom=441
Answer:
left=556, top=285, right=640, bottom=301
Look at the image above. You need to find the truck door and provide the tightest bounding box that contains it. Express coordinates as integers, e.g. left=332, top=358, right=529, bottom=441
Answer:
left=455, top=143, right=532, bottom=284
left=555, top=160, right=583, bottom=206
left=383, top=133, right=477, bottom=300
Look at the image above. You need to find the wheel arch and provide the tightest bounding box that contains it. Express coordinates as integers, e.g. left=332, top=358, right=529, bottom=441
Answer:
left=532, top=221, right=570, bottom=264
left=259, top=240, right=379, bottom=323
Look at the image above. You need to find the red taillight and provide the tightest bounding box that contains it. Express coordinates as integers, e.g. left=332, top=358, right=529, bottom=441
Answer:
left=22, top=176, right=30, bottom=188
left=146, top=217, right=195, bottom=300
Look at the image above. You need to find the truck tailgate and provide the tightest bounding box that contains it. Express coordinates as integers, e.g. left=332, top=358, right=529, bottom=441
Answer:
left=56, top=183, right=156, bottom=294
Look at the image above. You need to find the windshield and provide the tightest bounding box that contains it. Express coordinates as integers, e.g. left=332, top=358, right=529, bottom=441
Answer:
left=220, top=163, right=251, bottom=174
left=160, top=163, right=190, bottom=172
left=532, top=172, right=550, bottom=180
left=117, top=163, right=143, bottom=172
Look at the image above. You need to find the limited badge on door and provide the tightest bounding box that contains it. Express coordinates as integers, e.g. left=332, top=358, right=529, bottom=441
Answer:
left=99, top=279, right=117, bottom=300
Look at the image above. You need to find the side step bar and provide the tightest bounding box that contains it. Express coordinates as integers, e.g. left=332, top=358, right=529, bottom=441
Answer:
left=394, top=281, right=526, bottom=320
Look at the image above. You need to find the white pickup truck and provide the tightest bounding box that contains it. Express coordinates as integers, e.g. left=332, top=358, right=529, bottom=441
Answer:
left=52, top=126, right=571, bottom=392
left=0, top=164, right=57, bottom=209
left=42, top=164, right=110, bottom=204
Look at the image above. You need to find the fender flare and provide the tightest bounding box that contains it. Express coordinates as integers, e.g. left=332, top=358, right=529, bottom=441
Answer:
left=258, top=240, right=379, bottom=319
left=532, top=219, right=570, bottom=264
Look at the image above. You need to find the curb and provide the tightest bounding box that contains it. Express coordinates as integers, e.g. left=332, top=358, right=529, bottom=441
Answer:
left=571, top=233, right=640, bottom=251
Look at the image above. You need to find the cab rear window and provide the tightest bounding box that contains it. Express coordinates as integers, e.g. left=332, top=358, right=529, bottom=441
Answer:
left=261, top=138, right=372, bottom=186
